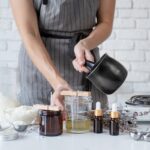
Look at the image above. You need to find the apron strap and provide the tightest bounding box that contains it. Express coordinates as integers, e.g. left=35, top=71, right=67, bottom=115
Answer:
left=40, top=29, right=73, bottom=39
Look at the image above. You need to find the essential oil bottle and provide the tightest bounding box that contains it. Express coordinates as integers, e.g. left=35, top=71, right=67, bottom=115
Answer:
left=109, top=103, right=120, bottom=136
left=93, top=102, right=103, bottom=133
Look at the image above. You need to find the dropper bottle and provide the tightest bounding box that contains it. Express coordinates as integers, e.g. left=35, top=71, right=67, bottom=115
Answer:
left=93, top=102, right=103, bottom=133
left=109, top=103, right=120, bottom=136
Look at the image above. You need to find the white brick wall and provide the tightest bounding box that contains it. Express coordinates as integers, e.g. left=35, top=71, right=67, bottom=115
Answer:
left=0, top=0, right=150, bottom=106
left=101, top=0, right=150, bottom=106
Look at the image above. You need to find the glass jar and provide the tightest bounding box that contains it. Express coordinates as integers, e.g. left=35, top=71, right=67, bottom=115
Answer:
left=39, top=109, right=63, bottom=136
left=63, top=91, right=92, bottom=133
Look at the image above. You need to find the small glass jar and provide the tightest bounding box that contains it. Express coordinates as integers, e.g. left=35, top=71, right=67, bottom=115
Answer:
left=62, top=91, right=92, bottom=133
left=39, top=109, right=63, bottom=136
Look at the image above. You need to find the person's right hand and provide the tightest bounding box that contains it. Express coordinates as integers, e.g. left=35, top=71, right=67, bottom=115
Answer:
left=51, top=82, right=72, bottom=111
left=72, top=40, right=94, bottom=73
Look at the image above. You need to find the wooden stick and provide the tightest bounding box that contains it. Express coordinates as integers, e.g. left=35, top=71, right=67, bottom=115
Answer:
left=33, top=104, right=60, bottom=111
left=60, top=91, right=91, bottom=96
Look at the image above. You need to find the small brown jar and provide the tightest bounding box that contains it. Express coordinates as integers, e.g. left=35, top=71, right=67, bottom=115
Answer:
left=39, top=109, right=63, bottom=136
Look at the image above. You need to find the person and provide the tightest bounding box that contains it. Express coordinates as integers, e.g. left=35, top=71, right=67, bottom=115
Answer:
left=10, top=0, right=116, bottom=110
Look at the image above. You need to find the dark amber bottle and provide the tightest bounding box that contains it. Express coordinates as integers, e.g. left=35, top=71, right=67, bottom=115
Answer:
left=109, top=118, right=119, bottom=135
left=93, top=102, right=103, bottom=133
left=109, top=104, right=120, bottom=136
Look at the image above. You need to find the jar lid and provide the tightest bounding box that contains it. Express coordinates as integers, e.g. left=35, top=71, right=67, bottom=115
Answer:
left=61, top=91, right=91, bottom=97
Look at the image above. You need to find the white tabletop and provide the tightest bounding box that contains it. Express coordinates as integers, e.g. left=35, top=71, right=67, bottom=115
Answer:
left=0, top=128, right=150, bottom=150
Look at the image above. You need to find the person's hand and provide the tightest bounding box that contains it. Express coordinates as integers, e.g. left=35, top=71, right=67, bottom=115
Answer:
left=72, top=40, right=94, bottom=73
left=51, top=82, right=72, bottom=111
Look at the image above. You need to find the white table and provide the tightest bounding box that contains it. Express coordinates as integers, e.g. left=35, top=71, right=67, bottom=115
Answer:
left=0, top=127, right=150, bottom=150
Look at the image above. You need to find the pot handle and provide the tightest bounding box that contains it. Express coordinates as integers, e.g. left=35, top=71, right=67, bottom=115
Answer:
left=85, top=60, right=95, bottom=71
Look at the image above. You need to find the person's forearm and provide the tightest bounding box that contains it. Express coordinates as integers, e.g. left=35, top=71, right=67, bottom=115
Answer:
left=10, top=0, right=69, bottom=92
left=81, top=0, right=116, bottom=51
left=81, top=22, right=113, bottom=50
left=23, top=33, right=64, bottom=90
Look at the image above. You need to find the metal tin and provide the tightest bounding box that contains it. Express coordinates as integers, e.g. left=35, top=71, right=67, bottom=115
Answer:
left=0, top=129, right=19, bottom=141
left=143, top=133, right=150, bottom=142
left=129, top=131, right=143, bottom=141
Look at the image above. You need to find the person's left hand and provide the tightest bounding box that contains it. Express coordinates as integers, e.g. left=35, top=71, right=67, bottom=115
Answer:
left=72, top=40, right=94, bottom=73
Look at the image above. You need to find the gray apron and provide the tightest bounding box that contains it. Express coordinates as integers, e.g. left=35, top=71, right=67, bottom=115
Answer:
left=18, top=0, right=108, bottom=109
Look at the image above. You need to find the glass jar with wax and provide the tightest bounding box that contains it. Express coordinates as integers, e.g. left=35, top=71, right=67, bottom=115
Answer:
left=62, top=91, right=92, bottom=133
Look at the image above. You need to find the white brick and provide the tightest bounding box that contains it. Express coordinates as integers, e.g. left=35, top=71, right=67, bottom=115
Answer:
left=120, top=61, right=131, bottom=71
left=131, top=62, right=150, bottom=72
left=100, top=50, right=115, bottom=58
left=135, top=41, right=150, bottom=50
left=116, top=0, right=132, bottom=9
left=12, top=20, right=18, bottom=31
left=126, top=71, right=150, bottom=82
left=118, top=9, right=148, bottom=18
left=0, top=8, right=13, bottom=19
left=103, top=40, right=134, bottom=50
left=0, top=51, right=19, bottom=61
left=116, top=94, right=137, bottom=106
left=115, top=51, right=145, bottom=61
left=145, top=52, right=150, bottom=61
left=7, top=61, right=18, bottom=69
left=108, top=95, right=117, bottom=103
left=116, top=94, right=134, bottom=101
left=0, top=61, right=7, bottom=67
left=0, top=84, right=18, bottom=99
left=0, top=0, right=9, bottom=7
left=0, top=19, right=12, bottom=30
left=116, top=29, right=147, bottom=40
left=0, top=30, right=21, bottom=40
left=0, top=68, right=17, bottom=85
left=133, top=83, right=150, bottom=92
left=136, top=19, right=150, bottom=29
left=7, top=41, right=21, bottom=51
left=114, top=19, right=135, bottom=28
left=116, top=82, right=133, bottom=93
left=133, top=0, right=150, bottom=8
left=0, top=41, right=7, bottom=51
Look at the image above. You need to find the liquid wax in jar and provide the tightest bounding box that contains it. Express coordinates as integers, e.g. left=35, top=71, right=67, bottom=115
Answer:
left=66, top=119, right=91, bottom=133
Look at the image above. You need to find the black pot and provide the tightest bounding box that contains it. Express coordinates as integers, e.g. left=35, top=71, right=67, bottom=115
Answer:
left=85, top=53, right=128, bottom=95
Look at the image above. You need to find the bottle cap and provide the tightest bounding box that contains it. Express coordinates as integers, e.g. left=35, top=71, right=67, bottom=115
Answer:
left=96, top=102, right=101, bottom=110
left=112, top=103, right=117, bottom=112
left=111, top=103, right=119, bottom=118
left=95, top=102, right=103, bottom=116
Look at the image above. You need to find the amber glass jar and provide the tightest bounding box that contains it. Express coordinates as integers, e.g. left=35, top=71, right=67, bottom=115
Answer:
left=39, top=109, right=63, bottom=136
